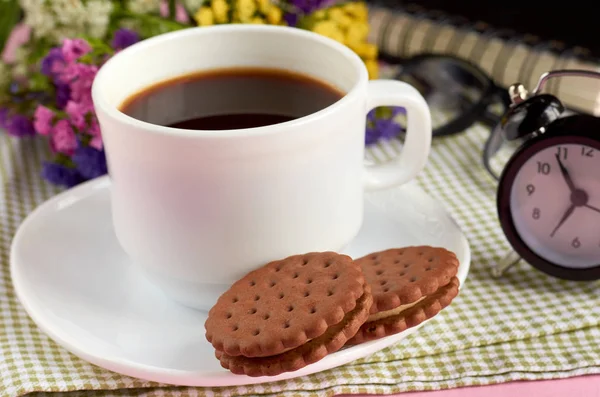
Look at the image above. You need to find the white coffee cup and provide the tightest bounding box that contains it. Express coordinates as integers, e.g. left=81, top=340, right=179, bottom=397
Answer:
left=92, top=24, right=431, bottom=311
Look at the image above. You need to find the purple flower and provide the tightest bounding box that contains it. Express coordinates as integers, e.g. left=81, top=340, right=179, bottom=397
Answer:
left=111, top=29, right=140, bottom=50
left=365, top=127, right=380, bottom=146
left=9, top=81, right=20, bottom=94
left=375, top=118, right=403, bottom=140
left=285, top=0, right=336, bottom=25
left=41, top=47, right=65, bottom=79
left=390, top=106, right=406, bottom=117
left=0, top=108, right=9, bottom=129
left=290, top=0, right=335, bottom=13
left=72, top=145, right=107, bottom=179
left=42, top=162, right=83, bottom=187
left=55, top=83, right=71, bottom=109
left=284, top=13, right=299, bottom=26
left=6, top=114, right=36, bottom=137
left=365, top=107, right=405, bottom=145
left=24, top=91, right=51, bottom=102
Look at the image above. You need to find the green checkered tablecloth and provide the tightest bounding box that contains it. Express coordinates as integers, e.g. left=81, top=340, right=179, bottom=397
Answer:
left=1, top=108, right=600, bottom=396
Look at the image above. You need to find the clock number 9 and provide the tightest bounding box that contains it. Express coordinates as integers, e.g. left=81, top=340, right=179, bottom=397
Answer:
left=526, top=184, right=535, bottom=195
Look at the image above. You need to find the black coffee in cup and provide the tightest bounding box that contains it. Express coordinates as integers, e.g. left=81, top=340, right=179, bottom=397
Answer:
left=120, top=67, right=344, bottom=130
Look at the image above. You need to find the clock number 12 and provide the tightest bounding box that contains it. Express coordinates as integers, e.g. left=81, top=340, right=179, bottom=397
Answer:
left=581, top=147, right=594, bottom=157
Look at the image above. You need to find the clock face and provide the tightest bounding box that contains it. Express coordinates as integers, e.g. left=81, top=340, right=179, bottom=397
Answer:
left=509, top=143, right=600, bottom=269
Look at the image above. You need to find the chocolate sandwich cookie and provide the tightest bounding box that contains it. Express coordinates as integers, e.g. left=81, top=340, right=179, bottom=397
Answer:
left=205, top=252, right=373, bottom=376
left=346, top=246, right=460, bottom=345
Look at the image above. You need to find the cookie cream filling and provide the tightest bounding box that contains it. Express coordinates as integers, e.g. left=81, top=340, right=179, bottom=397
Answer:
left=367, top=296, right=426, bottom=322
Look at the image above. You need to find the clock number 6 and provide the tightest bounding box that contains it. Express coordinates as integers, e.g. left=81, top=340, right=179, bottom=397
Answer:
left=572, top=237, right=581, bottom=248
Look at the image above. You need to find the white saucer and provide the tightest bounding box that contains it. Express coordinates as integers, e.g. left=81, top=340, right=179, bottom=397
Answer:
left=11, top=176, right=470, bottom=387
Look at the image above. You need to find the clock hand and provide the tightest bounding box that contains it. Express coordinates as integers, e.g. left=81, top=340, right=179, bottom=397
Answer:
left=555, top=154, right=577, bottom=192
left=550, top=204, right=576, bottom=238
left=584, top=204, right=600, bottom=214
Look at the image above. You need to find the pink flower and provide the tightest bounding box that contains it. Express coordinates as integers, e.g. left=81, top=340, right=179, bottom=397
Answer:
left=51, top=120, right=78, bottom=154
left=88, top=119, right=103, bottom=150
left=2, top=24, right=31, bottom=63
left=89, top=135, right=103, bottom=150
left=62, top=62, right=88, bottom=81
left=61, top=38, right=92, bottom=63
left=67, top=64, right=98, bottom=107
left=65, top=100, right=88, bottom=130
left=159, top=1, right=189, bottom=23
left=33, top=105, right=55, bottom=135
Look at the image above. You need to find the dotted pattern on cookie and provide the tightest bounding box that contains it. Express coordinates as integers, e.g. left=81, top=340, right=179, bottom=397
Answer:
left=217, top=286, right=373, bottom=377
left=356, top=246, right=459, bottom=313
left=205, top=252, right=366, bottom=358
left=346, top=277, right=459, bottom=345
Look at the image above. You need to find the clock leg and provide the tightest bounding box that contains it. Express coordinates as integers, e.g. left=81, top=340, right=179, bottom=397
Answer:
left=491, top=250, right=521, bottom=278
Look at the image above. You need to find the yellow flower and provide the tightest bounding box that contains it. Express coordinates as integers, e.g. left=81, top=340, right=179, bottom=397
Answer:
left=349, top=42, right=378, bottom=59
left=249, top=16, right=265, bottom=23
left=256, top=0, right=271, bottom=14
left=313, top=9, right=326, bottom=19
left=236, top=0, right=256, bottom=21
left=212, top=0, right=230, bottom=23
left=364, top=59, right=378, bottom=79
left=266, top=6, right=282, bottom=24
left=343, top=1, right=368, bottom=19
left=194, top=6, right=214, bottom=25
left=345, top=22, right=369, bottom=46
left=312, top=20, right=344, bottom=43
left=328, top=7, right=353, bottom=28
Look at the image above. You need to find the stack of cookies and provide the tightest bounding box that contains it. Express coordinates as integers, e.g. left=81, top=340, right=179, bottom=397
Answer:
left=204, top=246, right=460, bottom=377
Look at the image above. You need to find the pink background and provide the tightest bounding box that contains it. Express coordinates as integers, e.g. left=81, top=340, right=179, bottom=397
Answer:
left=338, top=375, right=600, bottom=397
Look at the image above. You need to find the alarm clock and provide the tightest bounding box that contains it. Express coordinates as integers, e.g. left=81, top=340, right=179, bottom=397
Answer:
left=485, top=70, right=600, bottom=281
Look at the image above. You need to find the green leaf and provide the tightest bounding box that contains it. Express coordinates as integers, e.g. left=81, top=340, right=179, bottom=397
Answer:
left=169, top=0, right=176, bottom=20
left=28, top=72, right=53, bottom=92
left=78, top=133, right=92, bottom=146
left=53, top=153, right=77, bottom=168
left=375, top=106, right=394, bottom=119
left=110, top=8, right=189, bottom=39
left=25, top=38, right=55, bottom=66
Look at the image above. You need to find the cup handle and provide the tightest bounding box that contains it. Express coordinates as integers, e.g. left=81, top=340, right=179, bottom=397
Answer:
left=364, top=79, right=432, bottom=190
